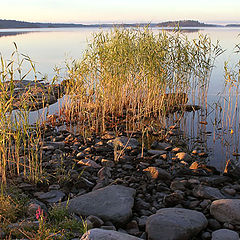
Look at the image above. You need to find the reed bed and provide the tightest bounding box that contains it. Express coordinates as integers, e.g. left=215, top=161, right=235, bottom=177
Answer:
left=63, top=27, right=222, bottom=135
left=0, top=46, right=43, bottom=183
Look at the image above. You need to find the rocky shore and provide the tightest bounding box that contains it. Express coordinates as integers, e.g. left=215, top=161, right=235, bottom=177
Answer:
left=2, top=122, right=240, bottom=240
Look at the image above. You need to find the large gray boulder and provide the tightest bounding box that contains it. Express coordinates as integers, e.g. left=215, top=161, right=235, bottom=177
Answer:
left=64, top=185, right=135, bottom=224
left=211, top=229, right=239, bottom=240
left=80, top=229, right=142, bottom=240
left=210, top=199, right=240, bottom=224
left=146, top=208, right=208, bottom=240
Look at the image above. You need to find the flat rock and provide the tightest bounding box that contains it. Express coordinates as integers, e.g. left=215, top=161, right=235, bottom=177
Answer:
left=64, top=185, right=135, bottom=224
left=212, top=229, right=239, bottom=240
left=148, top=150, right=167, bottom=156
left=193, top=185, right=226, bottom=200
left=37, top=190, right=65, bottom=203
left=80, top=229, right=142, bottom=240
left=210, top=199, right=240, bottom=225
left=146, top=208, right=208, bottom=240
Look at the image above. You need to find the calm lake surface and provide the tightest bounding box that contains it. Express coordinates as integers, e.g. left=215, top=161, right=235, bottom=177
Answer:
left=0, top=27, right=240, bottom=170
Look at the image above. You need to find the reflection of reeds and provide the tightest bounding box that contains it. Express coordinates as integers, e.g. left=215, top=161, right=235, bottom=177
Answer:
left=0, top=45, right=43, bottom=183
left=62, top=27, right=221, bottom=136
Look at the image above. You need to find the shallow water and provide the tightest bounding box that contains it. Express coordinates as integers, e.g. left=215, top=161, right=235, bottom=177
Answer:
left=0, top=27, right=240, bottom=170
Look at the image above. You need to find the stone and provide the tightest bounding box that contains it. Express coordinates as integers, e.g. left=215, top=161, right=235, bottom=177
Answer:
left=80, top=229, right=142, bottom=240
left=38, top=190, right=65, bottom=204
left=151, top=141, right=172, bottom=150
left=170, top=180, right=187, bottom=191
left=107, top=136, right=139, bottom=150
left=176, top=152, right=191, bottom=161
left=164, top=193, right=184, bottom=207
left=193, top=185, right=226, bottom=200
left=143, top=167, right=171, bottom=180
left=64, top=185, right=135, bottom=224
left=86, top=215, right=104, bottom=228
left=210, top=199, right=240, bottom=225
left=78, top=159, right=101, bottom=168
left=208, top=218, right=221, bottom=230
left=147, top=150, right=167, bottom=156
left=146, top=208, right=208, bottom=240
left=212, top=229, right=239, bottom=240
left=224, top=159, right=240, bottom=179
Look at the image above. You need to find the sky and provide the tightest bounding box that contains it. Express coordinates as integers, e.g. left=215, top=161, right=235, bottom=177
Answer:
left=1, top=0, right=240, bottom=25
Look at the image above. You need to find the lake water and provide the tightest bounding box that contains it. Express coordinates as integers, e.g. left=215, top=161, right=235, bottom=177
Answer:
left=0, top=27, right=240, bottom=170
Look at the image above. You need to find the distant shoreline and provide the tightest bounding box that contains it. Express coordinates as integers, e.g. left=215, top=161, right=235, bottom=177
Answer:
left=0, top=19, right=240, bottom=29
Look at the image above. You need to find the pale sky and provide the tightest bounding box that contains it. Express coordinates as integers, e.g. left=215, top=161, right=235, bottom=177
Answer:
left=1, top=0, right=240, bottom=24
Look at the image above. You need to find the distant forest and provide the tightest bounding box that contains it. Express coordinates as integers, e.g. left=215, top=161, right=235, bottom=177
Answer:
left=0, top=19, right=239, bottom=29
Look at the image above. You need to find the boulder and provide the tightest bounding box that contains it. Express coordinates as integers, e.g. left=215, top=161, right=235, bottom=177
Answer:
left=146, top=208, right=208, bottom=240
left=80, top=228, right=142, bottom=240
left=64, top=185, right=135, bottom=224
left=212, top=229, right=239, bottom=240
left=210, top=199, right=240, bottom=225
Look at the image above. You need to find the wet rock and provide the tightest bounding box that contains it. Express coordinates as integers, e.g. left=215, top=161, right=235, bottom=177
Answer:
left=193, top=185, right=226, bottom=200
left=64, top=185, right=136, bottom=224
left=80, top=228, right=142, bottom=240
left=146, top=208, right=208, bottom=240
left=143, top=167, right=171, bottom=180
left=210, top=199, right=240, bottom=225
left=107, top=136, right=139, bottom=150
left=37, top=190, right=65, bottom=204
left=212, top=229, right=239, bottom=240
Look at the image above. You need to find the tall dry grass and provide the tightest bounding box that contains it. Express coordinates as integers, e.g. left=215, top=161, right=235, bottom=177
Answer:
left=63, top=27, right=222, bottom=135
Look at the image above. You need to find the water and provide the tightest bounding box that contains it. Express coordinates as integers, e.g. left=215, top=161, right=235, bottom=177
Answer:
left=0, top=27, right=240, bottom=170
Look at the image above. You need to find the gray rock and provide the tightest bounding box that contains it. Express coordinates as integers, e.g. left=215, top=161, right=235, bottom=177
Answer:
left=151, top=141, right=172, bottom=150
left=64, top=185, right=135, bottom=224
left=193, top=185, right=226, bottom=200
left=212, top=229, right=239, bottom=240
left=210, top=199, right=240, bottom=224
left=148, top=150, right=167, bottom=156
left=78, top=159, right=101, bottom=168
left=37, top=190, right=65, bottom=203
left=107, top=136, right=139, bottom=149
left=224, top=159, right=240, bottom=179
left=143, top=167, right=171, bottom=180
left=80, top=228, right=142, bottom=240
left=146, top=208, right=208, bottom=240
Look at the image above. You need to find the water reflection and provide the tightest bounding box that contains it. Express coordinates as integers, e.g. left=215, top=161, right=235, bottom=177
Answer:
left=0, top=27, right=239, bottom=170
